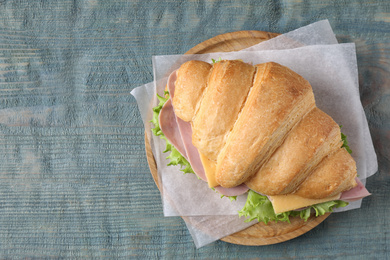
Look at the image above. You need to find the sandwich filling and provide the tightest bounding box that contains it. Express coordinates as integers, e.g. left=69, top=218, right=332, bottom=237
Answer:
left=152, top=59, right=371, bottom=223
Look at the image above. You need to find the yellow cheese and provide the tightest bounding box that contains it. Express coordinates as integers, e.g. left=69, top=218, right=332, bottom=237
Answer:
left=269, top=193, right=341, bottom=214
left=199, top=153, right=218, bottom=188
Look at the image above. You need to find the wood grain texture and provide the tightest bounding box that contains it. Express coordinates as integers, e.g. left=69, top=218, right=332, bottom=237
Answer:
left=185, top=30, right=279, bottom=54
left=221, top=214, right=329, bottom=245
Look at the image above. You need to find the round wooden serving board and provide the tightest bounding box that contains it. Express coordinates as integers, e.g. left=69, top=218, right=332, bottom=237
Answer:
left=145, top=30, right=330, bottom=246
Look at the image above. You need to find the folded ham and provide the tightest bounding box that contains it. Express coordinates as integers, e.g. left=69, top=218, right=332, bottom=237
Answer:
left=159, top=59, right=370, bottom=208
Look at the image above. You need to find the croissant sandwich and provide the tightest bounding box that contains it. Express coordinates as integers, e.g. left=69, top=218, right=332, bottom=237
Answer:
left=151, top=59, right=370, bottom=223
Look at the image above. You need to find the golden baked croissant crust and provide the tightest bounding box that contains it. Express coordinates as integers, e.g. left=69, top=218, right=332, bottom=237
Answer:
left=172, top=59, right=357, bottom=200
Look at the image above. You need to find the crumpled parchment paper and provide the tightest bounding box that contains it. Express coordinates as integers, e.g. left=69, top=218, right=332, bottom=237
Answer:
left=131, top=20, right=378, bottom=248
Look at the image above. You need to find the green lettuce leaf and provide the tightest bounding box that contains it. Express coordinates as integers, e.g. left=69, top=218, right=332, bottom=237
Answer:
left=238, top=190, right=349, bottom=224
left=340, top=126, right=352, bottom=154
left=341, top=132, right=352, bottom=154
left=210, top=187, right=238, bottom=201
left=220, top=195, right=237, bottom=201
left=311, top=200, right=349, bottom=216
left=211, top=57, right=222, bottom=64
left=150, top=92, right=195, bottom=174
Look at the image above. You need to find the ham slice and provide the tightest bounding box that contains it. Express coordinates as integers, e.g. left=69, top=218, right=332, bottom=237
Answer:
left=215, top=184, right=249, bottom=197
left=166, top=70, right=177, bottom=98
left=340, top=177, right=371, bottom=202
left=165, top=70, right=207, bottom=182
left=159, top=99, right=187, bottom=159
left=176, top=117, right=208, bottom=181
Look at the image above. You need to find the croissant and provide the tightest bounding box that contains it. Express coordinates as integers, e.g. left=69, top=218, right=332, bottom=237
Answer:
left=170, top=59, right=357, bottom=211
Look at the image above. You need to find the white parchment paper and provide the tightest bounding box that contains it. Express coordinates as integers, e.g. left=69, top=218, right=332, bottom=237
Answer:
left=131, top=20, right=378, bottom=248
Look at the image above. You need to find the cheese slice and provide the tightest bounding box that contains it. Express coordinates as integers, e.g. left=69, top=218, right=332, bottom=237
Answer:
left=269, top=193, right=341, bottom=214
left=199, top=153, right=218, bottom=188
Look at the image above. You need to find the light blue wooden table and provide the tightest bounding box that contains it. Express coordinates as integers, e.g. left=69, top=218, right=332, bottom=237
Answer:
left=0, top=1, right=388, bottom=258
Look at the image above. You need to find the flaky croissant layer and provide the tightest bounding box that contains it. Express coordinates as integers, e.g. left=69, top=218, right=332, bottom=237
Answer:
left=172, top=59, right=357, bottom=199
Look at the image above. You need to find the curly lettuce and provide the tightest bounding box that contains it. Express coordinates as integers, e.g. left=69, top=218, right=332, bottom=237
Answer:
left=211, top=57, right=222, bottom=64
left=238, top=130, right=353, bottom=224
left=238, top=190, right=349, bottom=224
left=150, top=92, right=194, bottom=174
left=341, top=129, right=352, bottom=154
